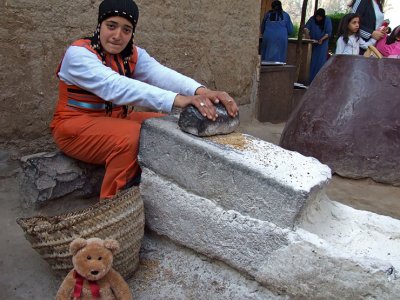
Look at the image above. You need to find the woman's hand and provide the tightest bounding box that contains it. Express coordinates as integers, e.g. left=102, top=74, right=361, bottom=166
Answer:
left=303, top=28, right=310, bottom=39
left=318, top=34, right=329, bottom=45
left=173, top=88, right=238, bottom=121
left=372, top=30, right=385, bottom=40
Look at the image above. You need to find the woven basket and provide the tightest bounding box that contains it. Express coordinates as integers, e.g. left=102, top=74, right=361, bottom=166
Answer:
left=17, top=187, right=144, bottom=279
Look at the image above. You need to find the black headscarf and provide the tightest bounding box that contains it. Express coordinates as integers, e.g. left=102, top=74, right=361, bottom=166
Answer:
left=89, top=0, right=139, bottom=64
left=88, top=0, right=140, bottom=115
left=314, top=8, right=326, bottom=31
left=268, top=0, right=284, bottom=21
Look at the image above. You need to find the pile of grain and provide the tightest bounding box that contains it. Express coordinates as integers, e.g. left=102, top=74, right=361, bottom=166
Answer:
left=206, top=132, right=249, bottom=150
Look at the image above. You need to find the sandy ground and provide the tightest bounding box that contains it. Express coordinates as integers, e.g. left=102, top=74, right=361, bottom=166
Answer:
left=1, top=118, right=399, bottom=299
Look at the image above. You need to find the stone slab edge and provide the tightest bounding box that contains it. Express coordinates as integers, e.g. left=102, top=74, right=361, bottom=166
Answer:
left=140, top=168, right=292, bottom=275
left=139, top=116, right=331, bottom=228
left=140, top=168, right=399, bottom=299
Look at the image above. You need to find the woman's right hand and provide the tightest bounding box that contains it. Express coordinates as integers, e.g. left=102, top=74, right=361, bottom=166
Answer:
left=173, top=89, right=238, bottom=121
left=371, top=30, right=385, bottom=40
left=173, top=94, right=219, bottom=121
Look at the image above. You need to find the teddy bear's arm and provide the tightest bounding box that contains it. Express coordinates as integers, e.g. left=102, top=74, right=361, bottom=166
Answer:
left=55, top=271, right=75, bottom=300
left=107, top=269, right=133, bottom=300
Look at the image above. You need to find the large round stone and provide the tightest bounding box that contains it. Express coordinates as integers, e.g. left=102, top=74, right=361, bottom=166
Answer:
left=280, top=55, right=400, bottom=186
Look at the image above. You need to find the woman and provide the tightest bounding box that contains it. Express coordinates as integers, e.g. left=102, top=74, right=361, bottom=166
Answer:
left=350, top=0, right=386, bottom=43
left=260, top=0, right=294, bottom=62
left=376, top=25, right=400, bottom=58
left=50, top=0, right=238, bottom=200
left=304, top=8, right=332, bottom=83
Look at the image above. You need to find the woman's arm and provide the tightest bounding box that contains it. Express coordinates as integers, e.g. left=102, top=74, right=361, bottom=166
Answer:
left=304, top=18, right=312, bottom=39
left=134, top=47, right=238, bottom=119
left=360, top=37, right=377, bottom=50
left=134, top=47, right=203, bottom=97
left=317, top=34, right=329, bottom=44
left=260, top=13, right=268, bottom=35
left=325, top=17, right=333, bottom=38
left=376, top=35, right=400, bottom=56
left=59, top=46, right=181, bottom=112
left=316, top=17, right=332, bottom=44
left=285, top=12, right=294, bottom=36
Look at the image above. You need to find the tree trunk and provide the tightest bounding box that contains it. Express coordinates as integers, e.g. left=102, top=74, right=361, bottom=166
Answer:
left=295, top=0, right=309, bottom=82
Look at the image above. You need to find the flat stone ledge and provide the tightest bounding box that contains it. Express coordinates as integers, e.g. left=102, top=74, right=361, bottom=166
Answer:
left=256, top=237, right=399, bottom=299
left=140, top=169, right=400, bottom=299
left=19, top=152, right=103, bottom=206
left=139, top=116, right=331, bottom=228
left=140, top=167, right=292, bottom=276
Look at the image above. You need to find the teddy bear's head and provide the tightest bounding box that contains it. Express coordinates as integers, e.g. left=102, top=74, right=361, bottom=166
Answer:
left=70, top=237, right=120, bottom=281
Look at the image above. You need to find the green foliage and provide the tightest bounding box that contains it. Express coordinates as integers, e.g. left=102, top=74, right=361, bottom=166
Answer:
left=327, top=12, right=347, bottom=53
left=289, top=23, right=300, bottom=38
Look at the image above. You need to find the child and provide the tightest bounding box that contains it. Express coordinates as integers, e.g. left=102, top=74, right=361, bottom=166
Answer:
left=335, top=13, right=376, bottom=55
left=376, top=25, right=400, bottom=58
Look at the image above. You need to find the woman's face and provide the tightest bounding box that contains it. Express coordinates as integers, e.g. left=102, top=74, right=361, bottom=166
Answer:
left=99, top=16, right=133, bottom=54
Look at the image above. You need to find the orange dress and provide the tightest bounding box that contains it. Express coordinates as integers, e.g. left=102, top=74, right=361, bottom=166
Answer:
left=50, top=39, right=163, bottom=199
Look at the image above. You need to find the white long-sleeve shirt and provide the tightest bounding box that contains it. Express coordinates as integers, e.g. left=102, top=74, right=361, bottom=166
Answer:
left=335, top=35, right=376, bottom=55
left=58, top=45, right=203, bottom=113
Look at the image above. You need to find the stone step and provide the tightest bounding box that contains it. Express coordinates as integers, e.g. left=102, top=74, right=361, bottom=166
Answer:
left=140, top=169, right=400, bottom=298
left=138, top=116, right=400, bottom=299
left=139, top=116, right=331, bottom=229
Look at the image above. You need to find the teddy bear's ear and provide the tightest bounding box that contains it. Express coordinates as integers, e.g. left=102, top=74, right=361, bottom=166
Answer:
left=104, top=239, right=120, bottom=254
left=70, top=238, right=87, bottom=256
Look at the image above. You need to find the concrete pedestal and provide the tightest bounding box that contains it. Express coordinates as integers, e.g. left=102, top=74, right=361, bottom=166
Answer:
left=287, top=38, right=314, bottom=85
left=257, top=64, right=296, bottom=123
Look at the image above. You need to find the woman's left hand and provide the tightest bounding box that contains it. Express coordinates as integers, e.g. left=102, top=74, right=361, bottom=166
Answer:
left=195, top=87, right=239, bottom=118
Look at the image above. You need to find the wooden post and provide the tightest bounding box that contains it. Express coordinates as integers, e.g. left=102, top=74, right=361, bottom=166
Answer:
left=260, top=0, right=273, bottom=26
left=314, top=0, right=319, bottom=15
left=295, top=0, right=309, bottom=82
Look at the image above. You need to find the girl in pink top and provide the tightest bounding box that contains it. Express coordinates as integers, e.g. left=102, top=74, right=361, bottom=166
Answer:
left=376, top=25, right=400, bottom=58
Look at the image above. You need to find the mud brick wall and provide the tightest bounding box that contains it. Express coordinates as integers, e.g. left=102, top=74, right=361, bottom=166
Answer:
left=0, top=0, right=260, bottom=148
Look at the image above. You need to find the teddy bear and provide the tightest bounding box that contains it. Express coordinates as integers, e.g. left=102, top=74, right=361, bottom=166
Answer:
left=56, top=237, right=133, bottom=300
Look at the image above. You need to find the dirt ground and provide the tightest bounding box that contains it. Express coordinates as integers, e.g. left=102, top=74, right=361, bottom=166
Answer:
left=1, top=117, right=399, bottom=299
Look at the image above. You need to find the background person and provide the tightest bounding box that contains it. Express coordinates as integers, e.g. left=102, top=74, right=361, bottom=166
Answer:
left=335, top=13, right=376, bottom=55
left=376, top=25, right=400, bottom=57
left=260, top=0, right=294, bottom=62
left=304, top=8, right=332, bottom=83
left=50, top=0, right=238, bottom=200
left=350, top=0, right=387, bottom=45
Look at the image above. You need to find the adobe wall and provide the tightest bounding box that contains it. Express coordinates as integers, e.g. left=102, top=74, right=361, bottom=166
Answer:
left=0, top=0, right=260, bottom=151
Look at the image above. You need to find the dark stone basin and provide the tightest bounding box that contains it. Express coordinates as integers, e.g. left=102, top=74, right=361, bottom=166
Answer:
left=280, top=55, right=400, bottom=186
